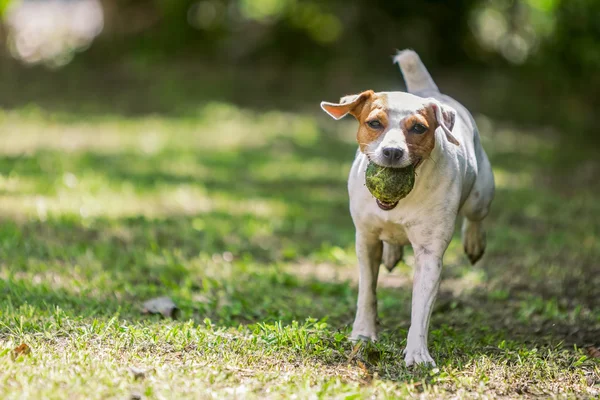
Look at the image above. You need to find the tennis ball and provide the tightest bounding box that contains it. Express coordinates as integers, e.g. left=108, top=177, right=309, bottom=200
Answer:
left=365, top=162, right=415, bottom=204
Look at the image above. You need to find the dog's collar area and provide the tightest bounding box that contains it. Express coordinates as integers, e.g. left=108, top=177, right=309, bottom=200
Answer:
left=376, top=199, right=399, bottom=210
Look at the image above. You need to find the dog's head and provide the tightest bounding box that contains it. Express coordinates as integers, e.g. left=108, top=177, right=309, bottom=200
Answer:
left=321, top=91, right=459, bottom=168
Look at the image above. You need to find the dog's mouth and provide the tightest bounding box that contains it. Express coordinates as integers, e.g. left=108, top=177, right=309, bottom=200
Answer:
left=412, top=156, right=423, bottom=169
left=376, top=199, right=399, bottom=210
left=372, top=157, right=421, bottom=211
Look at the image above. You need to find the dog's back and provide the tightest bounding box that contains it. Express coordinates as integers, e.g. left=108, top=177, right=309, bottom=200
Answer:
left=396, top=49, right=495, bottom=264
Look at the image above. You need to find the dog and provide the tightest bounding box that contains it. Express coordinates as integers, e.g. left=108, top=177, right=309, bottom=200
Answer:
left=320, top=50, right=495, bottom=366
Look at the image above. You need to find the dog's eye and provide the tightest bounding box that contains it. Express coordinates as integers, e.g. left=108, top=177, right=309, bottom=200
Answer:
left=411, top=123, right=427, bottom=134
left=367, top=120, right=382, bottom=129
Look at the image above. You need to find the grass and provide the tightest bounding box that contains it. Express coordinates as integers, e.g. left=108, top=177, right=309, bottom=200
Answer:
left=0, top=90, right=599, bottom=399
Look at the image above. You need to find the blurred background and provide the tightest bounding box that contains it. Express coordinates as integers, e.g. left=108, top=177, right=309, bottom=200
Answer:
left=0, top=0, right=599, bottom=335
left=0, top=0, right=599, bottom=148
left=0, top=0, right=599, bottom=251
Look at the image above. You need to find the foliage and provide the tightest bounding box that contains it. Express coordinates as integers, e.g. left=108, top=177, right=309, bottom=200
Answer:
left=2, top=0, right=598, bottom=145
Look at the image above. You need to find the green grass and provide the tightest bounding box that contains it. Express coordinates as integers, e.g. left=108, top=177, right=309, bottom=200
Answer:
left=0, top=101, right=599, bottom=399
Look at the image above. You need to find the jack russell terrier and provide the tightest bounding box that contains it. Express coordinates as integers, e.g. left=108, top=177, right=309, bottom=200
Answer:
left=320, top=50, right=495, bottom=366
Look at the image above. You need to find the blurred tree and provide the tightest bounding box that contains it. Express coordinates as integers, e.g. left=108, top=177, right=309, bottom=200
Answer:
left=0, top=0, right=598, bottom=144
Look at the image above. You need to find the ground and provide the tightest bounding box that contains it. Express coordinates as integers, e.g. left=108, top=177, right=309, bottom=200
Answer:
left=0, top=83, right=599, bottom=399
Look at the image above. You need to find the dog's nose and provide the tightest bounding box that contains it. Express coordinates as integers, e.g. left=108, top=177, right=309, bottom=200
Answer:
left=382, top=147, right=404, bottom=162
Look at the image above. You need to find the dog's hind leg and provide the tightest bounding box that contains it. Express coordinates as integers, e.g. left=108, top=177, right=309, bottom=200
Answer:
left=461, top=146, right=495, bottom=265
left=462, top=218, right=486, bottom=265
left=382, top=242, right=403, bottom=272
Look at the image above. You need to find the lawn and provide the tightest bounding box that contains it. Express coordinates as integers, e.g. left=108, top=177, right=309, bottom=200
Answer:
left=0, top=94, right=599, bottom=398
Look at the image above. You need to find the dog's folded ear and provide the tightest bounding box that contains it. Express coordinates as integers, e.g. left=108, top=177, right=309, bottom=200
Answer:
left=320, top=90, right=373, bottom=120
left=339, top=94, right=359, bottom=104
left=428, top=99, right=459, bottom=146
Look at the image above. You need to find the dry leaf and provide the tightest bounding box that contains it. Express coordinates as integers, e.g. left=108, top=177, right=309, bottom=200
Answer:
left=356, top=360, right=373, bottom=384
left=356, top=360, right=369, bottom=374
left=130, top=391, right=142, bottom=400
left=347, top=341, right=362, bottom=362
left=128, top=366, right=146, bottom=380
left=586, top=346, right=600, bottom=359
left=12, top=343, right=31, bottom=360
left=142, top=296, right=179, bottom=319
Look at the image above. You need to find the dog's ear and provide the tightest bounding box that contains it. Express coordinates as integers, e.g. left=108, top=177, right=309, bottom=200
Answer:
left=339, top=94, right=359, bottom=104
left=320, top=90, right=373, bottom=120
left=428, top=99, right=459, bottom=146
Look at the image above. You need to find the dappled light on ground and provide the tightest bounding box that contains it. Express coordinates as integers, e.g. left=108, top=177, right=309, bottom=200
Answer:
left=0, top=103, right=598, bottom=398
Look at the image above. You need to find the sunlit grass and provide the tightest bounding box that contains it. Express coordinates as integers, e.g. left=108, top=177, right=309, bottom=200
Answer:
left=0, top=103, right=598, bottom=399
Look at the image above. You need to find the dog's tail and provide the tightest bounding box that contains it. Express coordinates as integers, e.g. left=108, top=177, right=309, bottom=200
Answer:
left=393, top=49, right=439, bottom=94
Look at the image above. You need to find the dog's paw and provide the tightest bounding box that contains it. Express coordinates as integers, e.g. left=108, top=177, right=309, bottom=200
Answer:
left=350, top=323, right=378, bottom=342
left=403, top=345, right=436, bottom=367
left=350, top=330, right=378, bottom=342
left=462, top=219, right=486, bottom=265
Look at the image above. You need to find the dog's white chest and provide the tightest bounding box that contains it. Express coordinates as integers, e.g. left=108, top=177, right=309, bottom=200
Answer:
left=378, top=221, right=410, bottom=245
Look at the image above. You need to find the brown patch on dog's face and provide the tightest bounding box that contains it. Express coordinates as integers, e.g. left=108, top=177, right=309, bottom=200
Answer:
left=322, top=92, right=454, bottom=161
left=402, top=106, right=438, bottom=163
left=321, top=91, right=390, bottom=153
left=352, top=93, right=389, bottom=152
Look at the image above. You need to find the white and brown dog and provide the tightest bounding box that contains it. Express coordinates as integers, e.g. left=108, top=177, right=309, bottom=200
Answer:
left=320, top=50, right=495, bottom=366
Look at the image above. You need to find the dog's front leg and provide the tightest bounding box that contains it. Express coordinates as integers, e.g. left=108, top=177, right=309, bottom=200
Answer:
left=350, top=231, right=382, bottom=341
left=404, top=247, right=444, bottom=366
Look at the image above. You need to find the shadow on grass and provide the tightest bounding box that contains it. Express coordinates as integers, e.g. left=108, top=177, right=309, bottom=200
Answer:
left=0, top=118, right=599, bottom=377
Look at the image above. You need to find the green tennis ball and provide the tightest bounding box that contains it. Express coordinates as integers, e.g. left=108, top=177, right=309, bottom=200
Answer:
left=365, top=162, right=416, bottom=204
